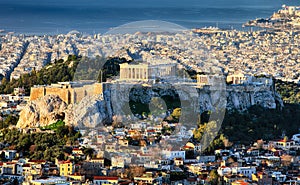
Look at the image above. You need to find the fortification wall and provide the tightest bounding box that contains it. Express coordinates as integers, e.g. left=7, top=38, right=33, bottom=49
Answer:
left=29, top=83, right=105, bottom=104
left=30, top=87, right=46, bottom=101
left=93, top=83, right=104, bottom=95
left=45, top=87, right=70, bottom=104
left=73, top=87, right=87, bottom=104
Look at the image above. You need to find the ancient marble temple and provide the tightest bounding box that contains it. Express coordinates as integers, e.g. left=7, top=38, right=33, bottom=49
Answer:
left=119, top=61, right=177, bottom=82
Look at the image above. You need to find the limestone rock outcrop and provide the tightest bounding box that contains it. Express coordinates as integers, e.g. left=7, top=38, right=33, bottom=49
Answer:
left=16, top=95, right=67, bottom=128
left=64, top=94, right=112, bottom=129
left=226, top=85, right=284, bottom=111
left=16, top=83, right=284, bottom=129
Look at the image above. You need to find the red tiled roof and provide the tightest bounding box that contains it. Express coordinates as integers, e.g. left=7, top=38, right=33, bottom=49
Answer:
left=187, top=177, right=197, bottom=182
left=28, top=160, right=46, bottom=163
left=94, top=176, right=119, bottom=181
left=273, top=139, right=293, bottom=143
left=119, top=180, right=133, bottom=185
left=183, top=145, right=193, bottom=149
left=70, top=172, right=83, bottom=176
left=22, top=164, right=30, bottom=167
left=91, top=158, right=104, bottom=161
left=233, top=180, right=250, bottom=184
left=5, top=162, right=16, bottom=165
left=59, top=160, right=72, bottom=164
left=138, top=153, right=153, bottom=157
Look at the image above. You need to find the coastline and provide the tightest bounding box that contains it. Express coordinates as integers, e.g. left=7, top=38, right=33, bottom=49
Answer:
left=0, top=24, right=265, bottom=36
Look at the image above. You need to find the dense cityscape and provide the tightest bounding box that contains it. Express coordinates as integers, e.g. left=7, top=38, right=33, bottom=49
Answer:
left=2, top=26, right=300, bottom=84
left=1, top=3, right=300, bottom=185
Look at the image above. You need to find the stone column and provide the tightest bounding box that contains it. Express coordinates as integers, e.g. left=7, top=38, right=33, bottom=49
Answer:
left=134, top=68, right=137, bottom=80
left=132, top=68, right=134, bottom=79
left=123, top=68, right=126, bottom=79
left=172, top=66, right=175, bottom=76
left=146, top=68, right=149, bottom=80
left=139, top=68, right=142, bottom=80
left=120, top=68, right=124, bottom=79
left=135, top=68, right=138, bottom=80
left=127, top=68, right=129, bottom=79
left=141, top=68, right=144, bottom=80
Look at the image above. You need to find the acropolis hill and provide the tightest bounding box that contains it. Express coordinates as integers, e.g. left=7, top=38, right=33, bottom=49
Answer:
left=17, top=61, right=284, bottom=129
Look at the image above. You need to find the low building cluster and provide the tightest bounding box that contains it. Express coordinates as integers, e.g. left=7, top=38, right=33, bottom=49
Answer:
left=1, top=129, right=300, bottom=184
left=0, top=87, right=29, bottom=115
left=245, top=5, right=300, bottom=30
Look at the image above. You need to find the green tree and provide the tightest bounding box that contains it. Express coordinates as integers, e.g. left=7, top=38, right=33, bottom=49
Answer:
left=208, top=170, right=219, bottom=185
left=170, top=171, right=186, bottom=181
left=171, top=108, right=181, bottom=119
left=82, top=147, right=95, bottom=158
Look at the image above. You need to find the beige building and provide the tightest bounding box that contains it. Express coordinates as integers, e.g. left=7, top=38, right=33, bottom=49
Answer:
left=197, top=74, right=224, bottom=86
left=197, top=74, right=210, bottom=85
left=226, top=73, right=248, bottom=85
left=134, top=172, right=157, bottom=184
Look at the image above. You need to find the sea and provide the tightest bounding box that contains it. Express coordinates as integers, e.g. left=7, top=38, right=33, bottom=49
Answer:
left=1, top=0, right=300, bottom=35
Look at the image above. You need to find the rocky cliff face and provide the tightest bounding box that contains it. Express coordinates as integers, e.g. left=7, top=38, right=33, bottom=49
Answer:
left=16, top=84, right=284, bottom=128
left=16, top=95, right=67, bottom=128
left=226, top=85, right=283, bottom=111
left=64, top=94, right=112, bottom=128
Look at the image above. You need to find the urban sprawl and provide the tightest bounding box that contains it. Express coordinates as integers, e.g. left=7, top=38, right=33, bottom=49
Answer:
left=1, top=5, right=300, bottom=185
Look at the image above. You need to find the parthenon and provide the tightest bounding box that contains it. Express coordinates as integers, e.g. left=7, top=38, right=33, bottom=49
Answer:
left=119, top=63, right=149, bottom=81
left=119, top=62, right=177, bottom=81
